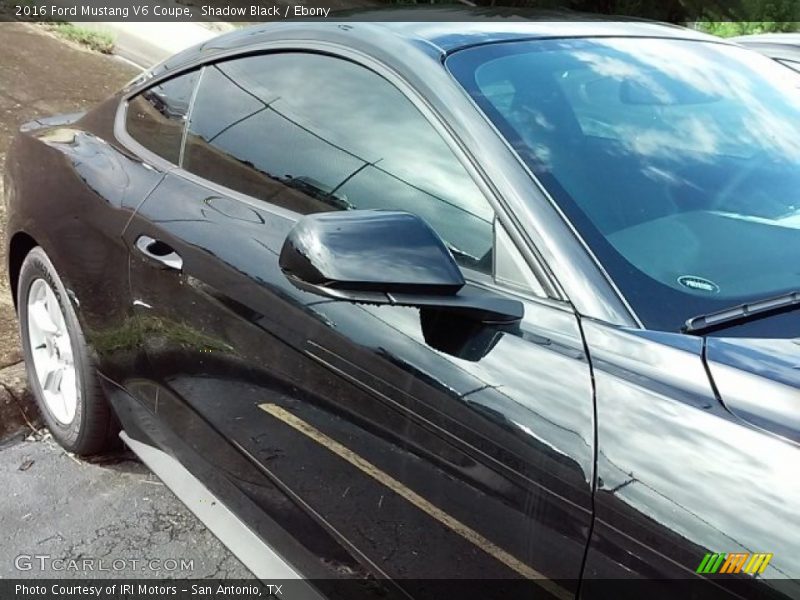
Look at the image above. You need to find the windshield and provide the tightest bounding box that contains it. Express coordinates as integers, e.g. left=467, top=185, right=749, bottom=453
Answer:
left=447, top=37, right=800, bottom=331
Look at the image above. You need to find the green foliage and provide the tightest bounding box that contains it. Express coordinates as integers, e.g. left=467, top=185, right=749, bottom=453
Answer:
left=696, top=0, right=800, bottom=34
left=697, top=21, right=800, bottom=37
left=2, top=0, right=115, bottom=53
left=43, top=23, right=115, bottom=54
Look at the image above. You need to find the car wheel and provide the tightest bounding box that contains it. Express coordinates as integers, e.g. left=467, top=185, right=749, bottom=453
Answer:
left=17, top=246, right=116, bottom=455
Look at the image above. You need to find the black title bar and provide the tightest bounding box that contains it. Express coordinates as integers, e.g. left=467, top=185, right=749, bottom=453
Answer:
left=1, top=0, right=800, bottom=23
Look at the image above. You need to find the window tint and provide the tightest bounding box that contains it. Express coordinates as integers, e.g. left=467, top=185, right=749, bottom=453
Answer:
left=126, top=70, right=198, bottom=164
left=184, top=53, right=495, bottom=272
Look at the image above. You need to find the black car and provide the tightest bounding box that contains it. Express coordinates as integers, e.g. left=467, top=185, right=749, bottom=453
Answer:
left=4, top=14, right=800, bottom=600
left=732, top=33, right=800, bottom=73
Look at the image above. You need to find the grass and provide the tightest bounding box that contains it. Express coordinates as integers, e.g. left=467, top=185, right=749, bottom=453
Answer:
left=42, top=23, right=115, bottom=54
left=696, top=21, right=800, bottom=38
left=3, top=0, right=114, bottom=53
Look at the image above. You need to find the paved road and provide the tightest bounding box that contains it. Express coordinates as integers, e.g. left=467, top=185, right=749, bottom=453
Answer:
left=0, top=22, right=251, bottom=579
left=0, top=436, right=252, bottom=578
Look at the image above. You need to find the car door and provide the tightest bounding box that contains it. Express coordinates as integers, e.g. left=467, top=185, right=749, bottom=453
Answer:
left=68, top=68, right=200, bottom=381
left=122, top=50, right=595, bottom=598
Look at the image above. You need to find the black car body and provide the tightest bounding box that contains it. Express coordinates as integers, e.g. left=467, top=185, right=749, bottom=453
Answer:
left=4, top=14, right=800, bottom=600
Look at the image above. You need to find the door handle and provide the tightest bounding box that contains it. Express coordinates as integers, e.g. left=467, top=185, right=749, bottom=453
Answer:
left=135, top=235, right=183, bottom=271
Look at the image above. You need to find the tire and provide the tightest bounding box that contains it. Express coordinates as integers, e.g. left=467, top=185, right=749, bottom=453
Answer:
left=17, top=246, right=117, bottom=455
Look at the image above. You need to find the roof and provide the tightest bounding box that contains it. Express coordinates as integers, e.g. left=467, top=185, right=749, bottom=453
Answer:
left=731, top=33, right=800, bottom=63
left=732, top=33, right=800, bottom=46
left=149, top=9, right=722, bottom=79
left=321, top=8, right=716, bottom=53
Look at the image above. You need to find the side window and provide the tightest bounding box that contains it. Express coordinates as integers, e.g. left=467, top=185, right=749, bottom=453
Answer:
left=183, top=53, right=495, bottom=273
left=125, top=70, right=199, bottom=164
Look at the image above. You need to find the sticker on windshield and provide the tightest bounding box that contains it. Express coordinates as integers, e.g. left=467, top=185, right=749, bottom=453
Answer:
left=678, top=275, right=720, bottom=294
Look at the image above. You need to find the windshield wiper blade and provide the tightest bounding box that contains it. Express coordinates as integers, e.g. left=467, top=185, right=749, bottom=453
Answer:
left=683, top=291, right=800, bottom=334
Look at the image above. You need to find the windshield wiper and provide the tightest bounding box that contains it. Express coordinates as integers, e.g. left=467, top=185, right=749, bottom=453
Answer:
left=683, top=291, right=800, bottom=335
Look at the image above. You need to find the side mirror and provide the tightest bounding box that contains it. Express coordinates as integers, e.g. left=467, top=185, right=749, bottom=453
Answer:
left=279, top=210, right=522, bottom=323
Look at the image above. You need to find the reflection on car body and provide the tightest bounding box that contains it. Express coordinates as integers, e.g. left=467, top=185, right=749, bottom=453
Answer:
left=733, top=33, right=800, bottom=73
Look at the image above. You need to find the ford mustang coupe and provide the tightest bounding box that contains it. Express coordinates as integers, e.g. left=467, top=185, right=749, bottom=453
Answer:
left=4, top=14, right=799, bottom=600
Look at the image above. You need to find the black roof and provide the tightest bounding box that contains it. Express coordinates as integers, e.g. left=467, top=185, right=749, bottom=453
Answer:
left=732, top=33, right=800, bottom=63
left=150, top=8, right=721, bottom=79
left=732, top=33, right=800, bottom=46
left=223, top=8, right=715, bottom=52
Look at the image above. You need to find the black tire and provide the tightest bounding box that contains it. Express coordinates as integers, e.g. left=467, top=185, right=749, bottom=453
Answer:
left=17, top=246, right=117, bottom=455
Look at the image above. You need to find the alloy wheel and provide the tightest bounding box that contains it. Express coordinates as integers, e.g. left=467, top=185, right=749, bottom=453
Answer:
left=26, top=278, right=79, bottom=425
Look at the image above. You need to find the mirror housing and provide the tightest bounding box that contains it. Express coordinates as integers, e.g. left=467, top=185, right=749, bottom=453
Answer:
left=279, top=210, right=522, bottom=323
left=279, top=210, right=465, bottom=296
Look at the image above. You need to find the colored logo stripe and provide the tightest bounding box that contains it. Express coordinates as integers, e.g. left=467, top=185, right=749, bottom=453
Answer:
left=720, top=553, right=748, bottom=573
left=697, top=553, right=773, bottom=575
left=697, top=553, right=725, bottom=574
left=744, top=553, right=773, bottom=574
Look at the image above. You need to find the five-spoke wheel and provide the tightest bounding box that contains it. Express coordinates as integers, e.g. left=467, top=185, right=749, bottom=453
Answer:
left=26, top=278, right=79, bottom=425
left=18, top=246, right=115, bottom=454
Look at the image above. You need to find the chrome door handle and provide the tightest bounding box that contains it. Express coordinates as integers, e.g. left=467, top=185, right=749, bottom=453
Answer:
left=135, top=235, right=183, bottom=271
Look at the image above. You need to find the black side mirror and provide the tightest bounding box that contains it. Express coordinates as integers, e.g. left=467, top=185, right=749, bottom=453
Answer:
left=279, top=210, right=522, bottom=323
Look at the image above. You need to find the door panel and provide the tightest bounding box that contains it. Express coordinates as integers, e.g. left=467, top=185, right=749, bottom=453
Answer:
left=124, top=169, right=594, bottom=597
left=579, top=323, right=800, bottom=600
left=121, top=48, right=595, bottom=597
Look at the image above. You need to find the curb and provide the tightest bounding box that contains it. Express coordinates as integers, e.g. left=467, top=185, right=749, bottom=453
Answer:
left=78, top=21, right=234, bottom=69
left=0, top=362, right=40, bottom=443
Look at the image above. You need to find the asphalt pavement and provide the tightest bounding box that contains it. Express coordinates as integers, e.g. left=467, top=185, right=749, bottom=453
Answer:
left=0, top=435, right=252, bottom=578
left=0, top=22, right=251, bottom=579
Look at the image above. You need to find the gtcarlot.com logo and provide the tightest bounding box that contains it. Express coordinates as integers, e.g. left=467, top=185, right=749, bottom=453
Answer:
left=14, top=554, right=194, bottom=572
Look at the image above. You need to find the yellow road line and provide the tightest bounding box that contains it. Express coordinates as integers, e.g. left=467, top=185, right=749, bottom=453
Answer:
left=259, top=403, right=571, bottom=600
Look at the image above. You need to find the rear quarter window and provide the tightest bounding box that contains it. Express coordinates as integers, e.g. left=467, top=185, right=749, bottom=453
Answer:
left=125, top=70, right=199, bottom=164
